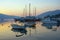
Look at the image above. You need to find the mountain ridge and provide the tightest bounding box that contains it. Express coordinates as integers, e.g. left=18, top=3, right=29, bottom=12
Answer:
left=37, top=10, right=60, bottom=19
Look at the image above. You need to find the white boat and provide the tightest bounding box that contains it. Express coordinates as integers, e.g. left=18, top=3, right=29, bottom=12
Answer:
left=24, top=22, right=36, bottom=26
left=11, top=24, right=26, bottom=29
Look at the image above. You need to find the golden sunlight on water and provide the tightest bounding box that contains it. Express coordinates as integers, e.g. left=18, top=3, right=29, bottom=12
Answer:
left=0, top=23, right=11, bottom=32
left=0, top=21, right=60, bottom=40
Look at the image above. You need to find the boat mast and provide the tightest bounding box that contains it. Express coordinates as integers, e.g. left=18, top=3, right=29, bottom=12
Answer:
left=23, top=8, right=25, bottom=17
left=25, top=5, right=27, bottom=16
left=33, top=7, right=36, bottom=16
left=23, top=5, right=27, bottom=17
left=29, top=3, right=31, bottom=16
left=35, top=8, right=36, bottom=16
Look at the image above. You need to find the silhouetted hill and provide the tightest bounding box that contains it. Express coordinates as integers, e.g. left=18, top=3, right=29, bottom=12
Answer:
left=0, top=13, right=20, bottom=19
left=0, top=13, right=21, bottom=23
left=37, top=10, right=60, bottom=19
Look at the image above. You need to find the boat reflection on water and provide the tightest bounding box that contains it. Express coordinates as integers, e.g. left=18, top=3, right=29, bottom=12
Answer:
left=24, top=22, right=36, bottom=36
left=11, top=28, right=27, bottom=37
left=11, top=24, right=27, bottom=37
left=41, top=21, right=60, bottom=31
left=42, top=23, right=53, bottom=29
left=11, top=22, right=36, bottom=29
left=11, top=22, right=36, bottom=37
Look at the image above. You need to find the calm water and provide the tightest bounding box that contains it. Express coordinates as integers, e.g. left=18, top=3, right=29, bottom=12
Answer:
left=0, top=21, right=60, bottom=40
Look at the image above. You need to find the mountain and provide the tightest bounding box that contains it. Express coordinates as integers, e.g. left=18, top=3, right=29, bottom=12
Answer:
left=0, top=13, right=21, bottom=23
left=37, top=10, right=60, bottom=19
left=0, top=13, right=21, bottom=19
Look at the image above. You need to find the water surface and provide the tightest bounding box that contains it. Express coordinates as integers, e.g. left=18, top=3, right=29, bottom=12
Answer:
left=0, top=21, right=60, bottom=40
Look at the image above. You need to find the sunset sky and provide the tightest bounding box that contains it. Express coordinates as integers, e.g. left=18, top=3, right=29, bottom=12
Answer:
left=0, top=0, right=60, bottom=16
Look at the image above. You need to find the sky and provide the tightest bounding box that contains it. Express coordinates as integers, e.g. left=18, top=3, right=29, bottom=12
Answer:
left=0, top=0, right=60, bottom=16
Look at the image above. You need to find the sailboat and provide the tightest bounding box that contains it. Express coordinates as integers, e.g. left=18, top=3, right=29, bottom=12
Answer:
left=11, top=24, right=26, bottom=29
left=24, top=3, right=36, bottom=22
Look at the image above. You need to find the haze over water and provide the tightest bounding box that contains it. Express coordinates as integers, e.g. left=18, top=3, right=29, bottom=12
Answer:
left=0, top=0, right=60, bottom=40
left=0, top=0, right=60, bottom=16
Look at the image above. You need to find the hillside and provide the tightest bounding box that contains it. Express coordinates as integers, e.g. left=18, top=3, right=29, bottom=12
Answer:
left=0, top=13, right=20, bottom=23
left=37, top=10, right=60, bottom=19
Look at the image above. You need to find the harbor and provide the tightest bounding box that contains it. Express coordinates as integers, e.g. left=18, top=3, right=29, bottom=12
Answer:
left=0, top=0, right=60, bottom=40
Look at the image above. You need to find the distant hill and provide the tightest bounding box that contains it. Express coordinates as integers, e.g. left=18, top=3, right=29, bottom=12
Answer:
left=0, top=13, right=20, bottom=19
left=0, top=13, right=21, bottom=23
left=37, top=10, right=60, bottom=19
